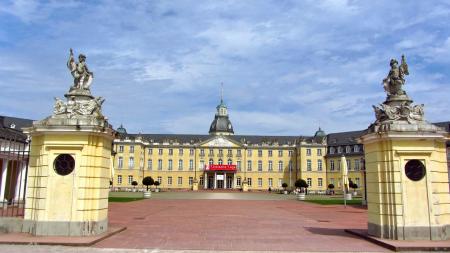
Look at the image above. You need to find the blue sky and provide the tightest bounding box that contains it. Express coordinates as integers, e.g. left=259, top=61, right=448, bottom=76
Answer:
left=0, top=0, right=449, bottom=136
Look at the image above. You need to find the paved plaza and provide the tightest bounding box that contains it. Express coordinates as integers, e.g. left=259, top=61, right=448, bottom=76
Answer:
left=93, top=192, right=386, bottom=252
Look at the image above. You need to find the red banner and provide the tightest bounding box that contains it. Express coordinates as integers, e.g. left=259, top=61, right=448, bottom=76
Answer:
left=206, top=165, right=237, bottom=171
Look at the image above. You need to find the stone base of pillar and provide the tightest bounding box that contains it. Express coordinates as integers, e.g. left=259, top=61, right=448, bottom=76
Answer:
left=192, top=182, right=199, bottom=191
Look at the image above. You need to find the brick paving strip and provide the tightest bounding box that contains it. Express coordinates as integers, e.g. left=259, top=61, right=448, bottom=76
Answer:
left=94, top=192, right=388, bottom=252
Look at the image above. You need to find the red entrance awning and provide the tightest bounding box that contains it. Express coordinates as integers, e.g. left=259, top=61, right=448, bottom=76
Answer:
left=205, top=165, right=236, bottom=171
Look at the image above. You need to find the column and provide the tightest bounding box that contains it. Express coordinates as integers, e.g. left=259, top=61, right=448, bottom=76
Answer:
left=204, top=171, right=208, bottom=189
left=14, top=165, right=26, bottom=201
left=224, top=172, right=227, bottom=189
left=0, top=160, right=8, bottom=202
left=214, top=172, right=217, bottom=189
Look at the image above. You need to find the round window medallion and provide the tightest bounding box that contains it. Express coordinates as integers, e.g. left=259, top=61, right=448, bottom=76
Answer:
left=54, top=154, right=75, bottom=176
left=405, top=159, right=426, bottom=181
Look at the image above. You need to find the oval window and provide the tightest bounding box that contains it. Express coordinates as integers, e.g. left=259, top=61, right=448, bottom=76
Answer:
left=405, top=159, right=426, bottom=181
left=54, top=154, right=75, bottom=176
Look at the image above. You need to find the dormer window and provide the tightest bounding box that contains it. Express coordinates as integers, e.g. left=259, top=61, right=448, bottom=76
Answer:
left=345, top=146, right=351, bottom=153
left=329, top=147, right=335, bottom=154
left=9, top=123, right=15, bottom=129
left=337, top=146, right=343, bottom=153
left=354, top=145, right=360, bottom=152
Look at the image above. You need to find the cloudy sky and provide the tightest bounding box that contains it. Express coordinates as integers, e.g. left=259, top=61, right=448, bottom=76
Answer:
left=0, top=0, right=449, bottom=136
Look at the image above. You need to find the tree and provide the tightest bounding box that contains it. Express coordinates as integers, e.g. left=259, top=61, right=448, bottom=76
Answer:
left=142, top=176, right=154, bottom=191
left=295, top=179, right=309, bottom=193
left=131, top=181, right=138, bottom=188
left=350, top=181, right=358, bottom=192
left=154, top=181, right=160, bottom=189
left=282, top=183, right=288, bottom=190
left=327, top=183, right=335, bottom=190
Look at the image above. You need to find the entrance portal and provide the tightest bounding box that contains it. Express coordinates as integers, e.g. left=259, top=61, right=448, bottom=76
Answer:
left=217, top=179, right=224, bottom=189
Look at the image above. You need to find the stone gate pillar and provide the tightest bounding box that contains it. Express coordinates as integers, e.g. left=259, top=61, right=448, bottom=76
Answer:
left=359, top=55, right=450, bottom=240
left=22, top=49, right=115, bottom=236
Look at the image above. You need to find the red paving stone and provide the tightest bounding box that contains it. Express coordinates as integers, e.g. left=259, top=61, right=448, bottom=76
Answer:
left=96, top=198, right=388, bottom=252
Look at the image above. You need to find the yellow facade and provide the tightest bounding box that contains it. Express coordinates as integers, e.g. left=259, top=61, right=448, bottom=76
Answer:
left=361, top=131, right=450, bottom=240
left=112, top=136, right=341, bottom=192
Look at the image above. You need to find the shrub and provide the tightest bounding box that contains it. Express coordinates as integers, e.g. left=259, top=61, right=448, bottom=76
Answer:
left=154, top=181, right=160, bottom=188
left=295, top=179, right=308, bottom=189
left=131, top=181, right=138, bottom=188
left=282, top=183, right=288, bottom=190
left=142, top=176, right=154, bottom=191
left=328, top=183, right=335, bottom=189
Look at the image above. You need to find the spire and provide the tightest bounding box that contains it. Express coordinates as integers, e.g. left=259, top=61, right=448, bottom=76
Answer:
left=220, top=82, right=224, bottom=104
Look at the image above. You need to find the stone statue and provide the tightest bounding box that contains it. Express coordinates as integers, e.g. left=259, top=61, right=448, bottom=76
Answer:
left=53, top=97, right=67, bottom=115
left=382, top=55, right=409, bottom=97
left=67, top=48, right=94, bottom=90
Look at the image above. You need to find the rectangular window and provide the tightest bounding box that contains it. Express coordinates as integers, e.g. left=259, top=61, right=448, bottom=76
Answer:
left=117, top=175, right=122, bottom=185
left=306, top=148, right=311, bottom=156
left=268, top=161, right=273, bottom=171
left=278, top=178, right=282, bottom=187
left=347, top=159, right=351, bottom=171
left=346, top=146, right=351, bottom=153
left=129, top=146, right=134, bottom=153
left=268, top=150, right=273, bottom=157
left=247, top=160, right=252, bottom=171
left=158, top=149, right=163, bottom=155
left=157, top=176, right=162, bottom=184
left=200, top=149, right=205, bottom=156
left=119, top=145, right=124, bottom=153
left=168, top=159, right=173, bottom=170
left=148, top=148, right=153, bottom=155
left=247, top=149, right=252, bottom=156
left=317, top=149, right=322, bottom=156
left=148, top=159, right=152, bottom=170
left=200, top=160, right=205, bottom=170
left=318, top=159, right=323, bottom=171
left=354, top=145, right=360, bottom=153
left=190, top=148, right=194, bottom=156
left=219, top=149, right=223, bottom=156
left=307, top=178, right=312, bottom=187
left=258, top=178, right=263, bottom=187
left=118, top=157, right=123, bottom=169
left=179, top=149, right=184, bottom=156
left=237, top=149, right=241, bottom=156
left=268, top=178, right=273, bottom=187
left=237, top=161, right=241, bottom=171
left=258, top=160, right=262, bottom=172
left=237, top=177, right=241, bottom=186
left=288, top=150, right=293, bottom=157
left=258, top=149, right=263, bottom=157
left=200, top=176, right=204, bottom=185
left=354, top=159, right=360, bottom=171
left=128, top=175, right=133, bottom=185
left=209, top=149, right=214, bottom=155
left=158, top=159, right=163, bottom=170
left=278, top=161, right=283, bottom=172
left=318, top=178, right=323, bottom=187
left=178, top=177, right=182, bottom=185
left=169, top=149, right=173, bottom=156
left=189, top=159, right=194, bottom=170
left=289, top=161, right=293, bottom=172
left=330, top=160, right=335, bottom=171
left=307, top=159, right=312, bottom=171
left=278, top=150, right=283, bottom=157
left=189, top=177, right=193, bottom=186
left=128, top=157, right=134, bottom=169
left=228, top=149, right=232, bottom=156
left=178, top=159, right=183, bottom=170
left=247, top=178, right=252, bottom=186
left=355, top=177, right=360, bottom=187
left=168, top=177, right=172, bottom=185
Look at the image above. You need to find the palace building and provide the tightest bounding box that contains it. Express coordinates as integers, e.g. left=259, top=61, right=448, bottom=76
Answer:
left=1, top=101, right=449, bottom=195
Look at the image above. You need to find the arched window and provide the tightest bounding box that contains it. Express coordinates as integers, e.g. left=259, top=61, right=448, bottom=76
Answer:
left=218, top=159, right=223, bottom=165
left=227, top=159, right=232, bottom=165
left=209, top=159, right=214, bottom=165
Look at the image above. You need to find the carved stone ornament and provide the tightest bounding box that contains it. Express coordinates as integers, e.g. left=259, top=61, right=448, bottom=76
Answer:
left=53, top=95, right=105, bottom=119
left=368, top=55, right=442, bottom=133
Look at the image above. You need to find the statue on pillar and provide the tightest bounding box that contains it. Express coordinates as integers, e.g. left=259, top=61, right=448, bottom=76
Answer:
left=382, top=55, right=409, bottom=97
left=67, top=48, right=94, bottom=90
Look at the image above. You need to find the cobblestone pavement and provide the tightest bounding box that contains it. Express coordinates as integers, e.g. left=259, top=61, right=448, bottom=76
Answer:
left=93, top=192, right=387, bottom=252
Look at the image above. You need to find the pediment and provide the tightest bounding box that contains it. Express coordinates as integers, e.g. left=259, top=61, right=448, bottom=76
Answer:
left=200, top=136, right=241, bottom=148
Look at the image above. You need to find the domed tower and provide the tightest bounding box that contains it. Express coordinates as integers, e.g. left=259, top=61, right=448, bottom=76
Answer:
left=313, top=127, right=326, bottom=142
left=209, top=87, right=234, bottom=135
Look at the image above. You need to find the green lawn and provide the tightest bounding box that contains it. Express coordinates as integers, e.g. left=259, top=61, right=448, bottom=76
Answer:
left=109, top=191, right=145, bottom=202
left=304, top=199, right=362, bottom=205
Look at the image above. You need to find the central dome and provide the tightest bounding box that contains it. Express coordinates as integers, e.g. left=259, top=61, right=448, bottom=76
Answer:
left=209, top=99, right=234, bottom=135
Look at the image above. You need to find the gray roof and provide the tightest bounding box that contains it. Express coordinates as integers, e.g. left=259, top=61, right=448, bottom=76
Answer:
left=0, top=115, right=33, bottom=130
left=119, top=133, right=308, bottom=146
left=0, top=116, right=33, bottom=143
left=209, top=115, right=234, bottom=135
left=433, top=121, right=450, bottom=132
left=327, top=130, right=365, bottom=146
